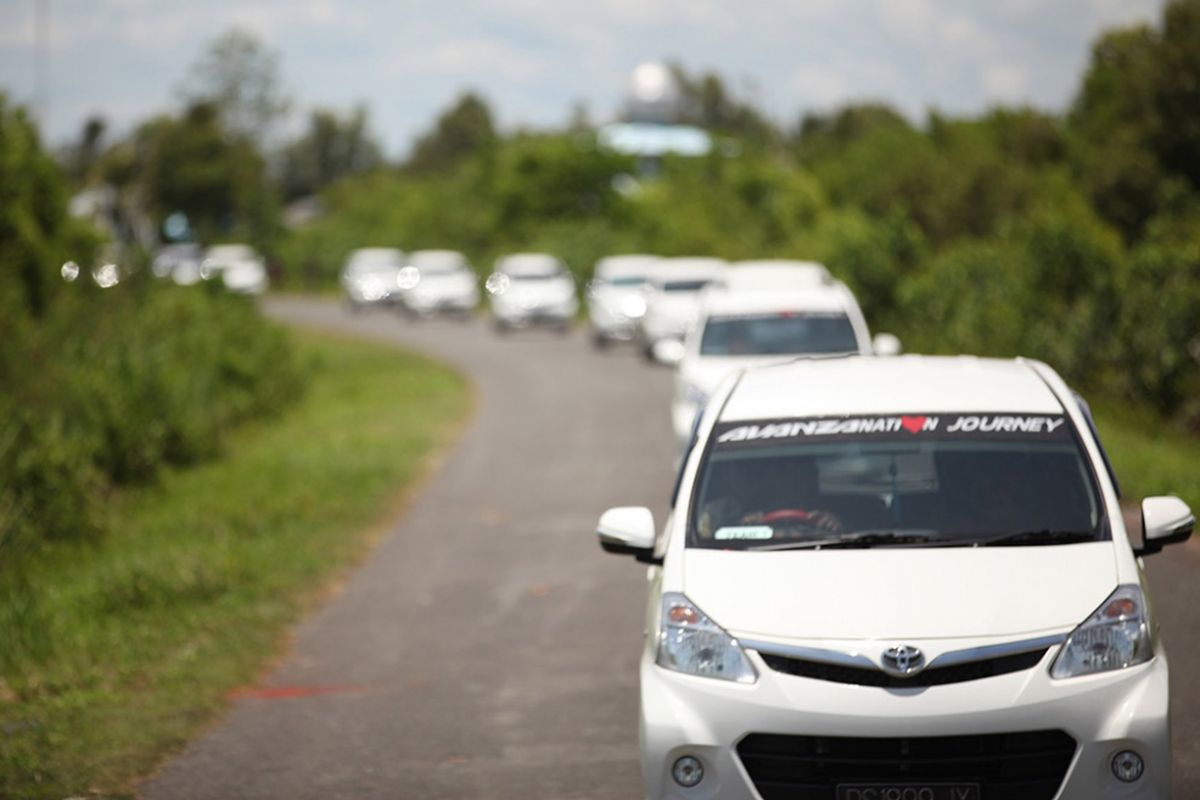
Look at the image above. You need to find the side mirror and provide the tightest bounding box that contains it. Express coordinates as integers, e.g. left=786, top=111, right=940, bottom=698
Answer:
left=596, top=506, right=660, bottom=564
left=652, top=338, right=686, bottom=366
left=872, top=332, right=902, bottom=356
left=1137, top=496, right=1194, bottom=556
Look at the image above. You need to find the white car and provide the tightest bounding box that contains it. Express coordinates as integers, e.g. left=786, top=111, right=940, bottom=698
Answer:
left=486, top=253, right=578, bottom=331
left=340, top=247, right=404, bottom=310
left=397, top=250, right=479, bottom=317
left=586, top=254, right=661, bottom=347
left=669, top=281, right=899, bottom=446
left=639, top=257, right=728, bottom=360
left=151, top=243, right=203, bottom=284
left=726, top=259, right=833, bottom=291
left=202, top=244, right=268, bottom=295
left=598, top=355, right=1191, bottom=800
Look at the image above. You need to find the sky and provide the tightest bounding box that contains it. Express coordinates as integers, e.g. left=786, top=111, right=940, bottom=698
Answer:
left=0, top=0, right=1165, bottom=157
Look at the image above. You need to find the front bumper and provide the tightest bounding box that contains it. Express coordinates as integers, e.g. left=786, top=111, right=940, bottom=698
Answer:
left=639, top=645, right=1171, bottom=799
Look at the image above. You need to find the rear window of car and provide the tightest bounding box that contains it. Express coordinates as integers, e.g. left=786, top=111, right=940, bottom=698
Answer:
left=699, top=312, right=858, bottom=356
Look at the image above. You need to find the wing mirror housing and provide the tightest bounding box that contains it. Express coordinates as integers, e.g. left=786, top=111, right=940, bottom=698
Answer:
left=652, top=338, right=686, bottom=366
left=596, top=506, right=661, bottom=564
left=872, top=332, right=902, bottom=356
left=1136, top=496, right=1194, bottom=556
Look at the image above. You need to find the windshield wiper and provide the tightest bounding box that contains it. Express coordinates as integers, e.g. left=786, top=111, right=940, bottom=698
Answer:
left=749, top=532, right=943, bottom=551
left=976, top=530, right=1097, bottom=547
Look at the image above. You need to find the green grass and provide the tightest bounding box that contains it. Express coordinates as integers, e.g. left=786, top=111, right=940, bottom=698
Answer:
left=1089, top=395, right=1200, bottom=513
left=0, top=332, right=470, bottom=799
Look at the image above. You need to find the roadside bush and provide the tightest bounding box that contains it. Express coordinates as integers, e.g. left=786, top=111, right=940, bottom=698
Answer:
left=0, top=278, right=304, bottom=553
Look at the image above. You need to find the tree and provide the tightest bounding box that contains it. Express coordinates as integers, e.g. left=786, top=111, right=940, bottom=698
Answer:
left=179, top=28, right=289, bottom=144
left=131, top=103, right=277, bottom=243
left=405, top=92, right=496, bottom=174
left=0, top=95, right=97, bottom=320
left=279, top=106, right=383, bottom=199
left=1152, top=0, right=1200, bottom=190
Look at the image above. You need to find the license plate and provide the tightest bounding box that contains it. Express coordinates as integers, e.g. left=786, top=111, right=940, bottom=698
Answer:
left=836, top=785, right=980, bottom=800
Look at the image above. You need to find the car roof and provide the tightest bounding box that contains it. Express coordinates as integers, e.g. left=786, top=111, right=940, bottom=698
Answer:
left=650, top=257, right=728, bottom=283
left=720, top=356, right=1065, bottom=421
left=728, top=260, right=832, bottom=291
left=497, top=253, right=563, bottom=275
left=700, top=286, right=851, bottom=316
left=410, top=249, right=466, bottom=266
left=206, top=244, right=257, bottom=259
left=594, top=254, right=660, bottom=279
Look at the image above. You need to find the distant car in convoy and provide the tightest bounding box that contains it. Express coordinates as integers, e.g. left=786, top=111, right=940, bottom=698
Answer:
left=586, top=254, right=660, bottom=348
left=667, top=271, right=901, bottom=446
left=638, top=257, right=728, bottom=361
left=725, top=258, right=833, bottom=291
left=151, top=243, right=204, bottom=285
left=340, top=247, right=405, bottom=310
left=396, top=250, right=479, bottom=317
left=597, top=354, right=1191, bottom=800
left=202, top=244, right=268, bottom=295
left=486, top=253, right=578, bottom=332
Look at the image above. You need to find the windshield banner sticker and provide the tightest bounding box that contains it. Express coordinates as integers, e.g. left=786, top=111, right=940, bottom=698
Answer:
left=714, top=413, right=1069, bottom=446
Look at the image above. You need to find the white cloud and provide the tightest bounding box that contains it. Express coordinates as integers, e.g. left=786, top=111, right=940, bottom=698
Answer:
left=982, top=62, right=1030, bottom=103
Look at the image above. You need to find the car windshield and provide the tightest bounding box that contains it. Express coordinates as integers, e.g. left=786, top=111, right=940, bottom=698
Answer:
left=607, top=276, right=646, bottom=287
left=689, top=412, right=1104, bottom=550
left=662, top=279, right=711, bottom=292
left=510, top=269, right=562, bottom=281
left=700, top=313, right=859, bottom=356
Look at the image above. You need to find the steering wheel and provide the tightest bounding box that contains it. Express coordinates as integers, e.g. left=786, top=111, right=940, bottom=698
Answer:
left=761, top=508, right=816, bottom=523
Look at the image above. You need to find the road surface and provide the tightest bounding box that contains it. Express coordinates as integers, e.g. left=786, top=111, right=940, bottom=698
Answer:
left=140, top=297, right=1198, bottom=798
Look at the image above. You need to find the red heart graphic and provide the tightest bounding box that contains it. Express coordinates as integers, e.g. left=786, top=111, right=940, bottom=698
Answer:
left=901, top=415, right=927, bottom=434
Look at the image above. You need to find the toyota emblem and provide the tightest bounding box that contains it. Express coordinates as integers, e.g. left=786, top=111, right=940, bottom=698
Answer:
left=881, top=645, right=925, bottom=676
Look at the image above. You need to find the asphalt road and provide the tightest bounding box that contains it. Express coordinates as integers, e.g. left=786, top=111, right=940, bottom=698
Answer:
left=141, top=297, right=1198, bottom=799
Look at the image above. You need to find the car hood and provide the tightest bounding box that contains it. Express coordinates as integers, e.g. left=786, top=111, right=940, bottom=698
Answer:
left=496, top=279, right=574, bottom=304
left=682, top=542, right=1116, bottom=641
left=649, top=293, right=702, bottom=323
left=681, top=356, right=796, bottom=396
left=419, top=273, right=477, bottom=297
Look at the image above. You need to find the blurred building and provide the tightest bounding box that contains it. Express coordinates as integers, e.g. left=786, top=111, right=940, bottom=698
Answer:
left=599, top=62, right=712, bottom=159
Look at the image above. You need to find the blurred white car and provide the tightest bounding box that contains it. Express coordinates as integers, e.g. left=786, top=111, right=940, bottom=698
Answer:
left=486, top=253, right=578, bottom=331
left=340, top=247, right=405, bottom=310
left=726, top=259, right=832, bottom=291
left=638, top=257, right=728, bottom=360
left=151, top=243, right=204, bottom=284
left=397, top=250, right=479, bottom=317
left=598, top=354, right=1190, bottom=800
left=586, top=254, right=660, bottom=347
left=202, top=244, right=268, bottom=295
left=669, top=279, right=901, bottom=445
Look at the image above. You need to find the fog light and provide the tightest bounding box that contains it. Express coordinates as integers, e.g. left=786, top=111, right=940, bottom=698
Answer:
left=672, top=755, right=704, bottom=787
left=1112, top=750, right=1144, bottom=782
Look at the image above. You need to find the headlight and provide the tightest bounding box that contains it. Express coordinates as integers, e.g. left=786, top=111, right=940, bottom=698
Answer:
left=485, top=273, right=510, bottom=295
left=621, top=295, right=647, bottom=319
left=397, top=266, right=421, bottom=290
left=1050, top=585, right=1154, bottom=679
left=657, top=592, right=757, bottom=683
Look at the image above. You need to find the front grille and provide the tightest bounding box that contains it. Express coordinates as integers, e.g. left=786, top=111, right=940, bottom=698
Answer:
left=758, top=648, right=1048, bottom=688
left=737, top=730, right=1076, bottom=800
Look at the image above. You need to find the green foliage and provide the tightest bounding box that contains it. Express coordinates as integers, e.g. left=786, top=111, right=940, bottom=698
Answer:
left=405, top=92, right=496, bottom=175
left=279, top=106, right=383, bottom=200
left=0, top=95, right=98, bottom=320
left=1, top=280, right=304, bottom=557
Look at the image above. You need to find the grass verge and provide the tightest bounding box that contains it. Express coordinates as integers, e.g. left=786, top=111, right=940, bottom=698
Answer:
left=1089, top=395, right=1200, bottom=514
left=0, top=331, right=470, bottom=798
